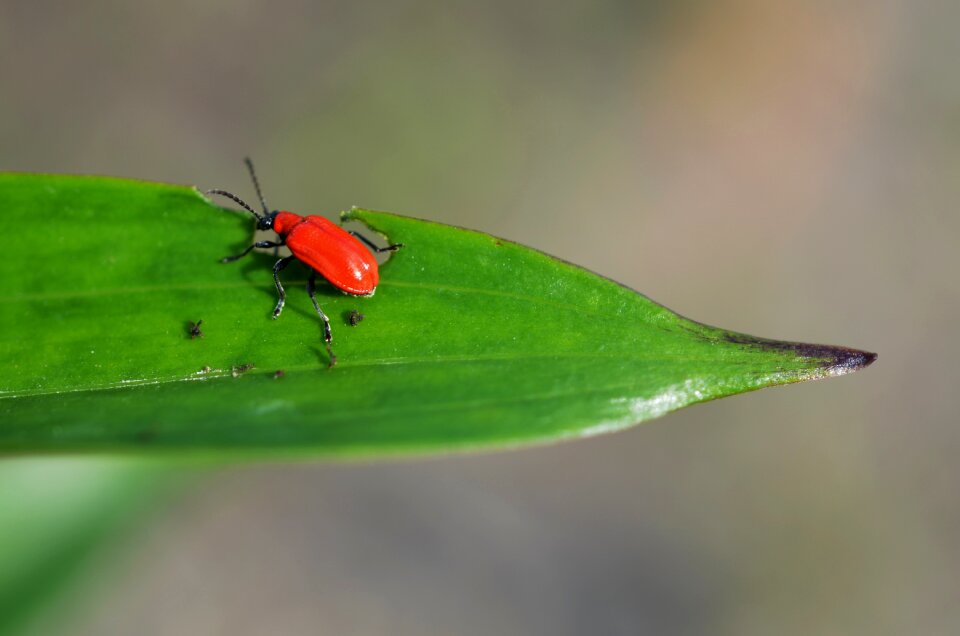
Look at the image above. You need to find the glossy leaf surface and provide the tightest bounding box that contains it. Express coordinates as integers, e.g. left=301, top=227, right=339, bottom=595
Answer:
left=0, top=174, right=875, bottom=457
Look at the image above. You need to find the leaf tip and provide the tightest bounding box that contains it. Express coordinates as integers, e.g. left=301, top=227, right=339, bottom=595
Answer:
left=782, top=342, right=877, bottom=377
left=824, top=347, right=877, bottom=376
left=718, top=331, right=877, bottom=378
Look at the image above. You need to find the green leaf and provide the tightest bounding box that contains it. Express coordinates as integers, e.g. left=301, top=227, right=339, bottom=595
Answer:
left=0, top=459, right=170, bottom=636
left=0, top=174, right=874, bottom=457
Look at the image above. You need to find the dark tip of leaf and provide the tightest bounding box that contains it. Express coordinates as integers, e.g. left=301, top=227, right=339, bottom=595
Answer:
left=829, top=347, right=877, bottom=374
left=791, top=344, right=878, bottom=376
left=774, top=341, right=878, bottom=375
left=720, top=332, right=876, bottom=377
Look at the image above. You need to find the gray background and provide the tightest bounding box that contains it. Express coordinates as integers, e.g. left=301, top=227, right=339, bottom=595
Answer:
left=2, top=1, right=957, bottom=634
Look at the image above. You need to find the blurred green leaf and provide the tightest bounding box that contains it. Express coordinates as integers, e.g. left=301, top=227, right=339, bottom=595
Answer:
left=0, top=174, right=874, bottom=457
left=0, top=459, right=168, bottom=636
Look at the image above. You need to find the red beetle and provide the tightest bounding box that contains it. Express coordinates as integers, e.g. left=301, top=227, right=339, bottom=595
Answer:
left=208, top=159, right=402, bottom=347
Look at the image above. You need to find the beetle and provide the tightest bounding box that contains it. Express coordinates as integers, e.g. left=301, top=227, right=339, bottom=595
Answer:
left=207, top=158, right=402, bottom=346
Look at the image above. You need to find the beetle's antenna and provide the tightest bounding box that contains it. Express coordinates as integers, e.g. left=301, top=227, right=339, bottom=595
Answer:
left=244, top=157, right=270, bottom=216
left=207, top=189, right=263, bottom=222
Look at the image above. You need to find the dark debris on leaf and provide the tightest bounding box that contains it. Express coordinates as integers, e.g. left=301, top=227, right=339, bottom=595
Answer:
left=231, top=363, right=255, bottom=378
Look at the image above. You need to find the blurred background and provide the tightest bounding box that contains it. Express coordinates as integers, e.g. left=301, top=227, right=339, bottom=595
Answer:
left=1, top=0, right=957, bottom=634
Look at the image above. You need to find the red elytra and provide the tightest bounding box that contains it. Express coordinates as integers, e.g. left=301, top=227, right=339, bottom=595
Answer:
left=273, top=212, right=379, bottom=296
left=207, top=159, right=402, bottom=356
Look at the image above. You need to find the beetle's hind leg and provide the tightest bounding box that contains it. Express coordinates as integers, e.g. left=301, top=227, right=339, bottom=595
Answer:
left=349, top=231, right=404, bottom=253
left=306, top=271, right=333, bottom=343
left=272, top=256, right=295, bottom=318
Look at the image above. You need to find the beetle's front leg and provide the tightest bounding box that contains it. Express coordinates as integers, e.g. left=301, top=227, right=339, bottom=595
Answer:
left=222, top=240, right=284, bottom=263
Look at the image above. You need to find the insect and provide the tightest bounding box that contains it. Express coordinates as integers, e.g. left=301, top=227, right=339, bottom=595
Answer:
left=208, top=159, right=402, bottom=347
left=348, top=310, right=365, bottom=326
left=188, top=319, right=203, bottom=339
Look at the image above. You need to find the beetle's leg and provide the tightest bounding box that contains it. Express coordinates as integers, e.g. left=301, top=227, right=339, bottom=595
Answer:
left=306, top=271, right=333, bottom=343
left=271, top=256, right=295, bottom=319
left=222, top=240, right=284, bottom=263
left=349, top=231, right=404, bottom=253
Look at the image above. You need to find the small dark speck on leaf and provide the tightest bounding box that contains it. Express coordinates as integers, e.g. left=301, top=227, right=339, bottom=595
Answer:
left=348, top=310, right=365, bottom=326
left=232, top=363, right=255, bottom=378
left=188, top=319, right=203, bottom=339
left=273, top=369, right=285, bottom=379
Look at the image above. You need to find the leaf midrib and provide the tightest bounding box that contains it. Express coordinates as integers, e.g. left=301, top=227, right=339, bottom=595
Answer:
left=1, top=347, right=800, bottom=401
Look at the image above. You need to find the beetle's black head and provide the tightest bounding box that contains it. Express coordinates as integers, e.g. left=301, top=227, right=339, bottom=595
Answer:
left=256, top=211, right=278, bottom=232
